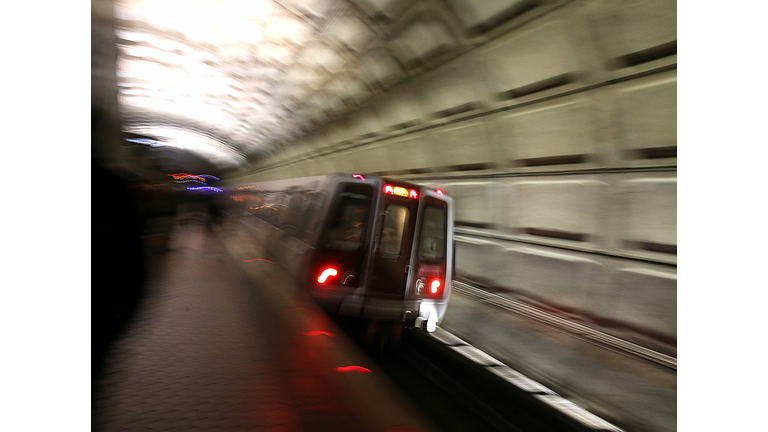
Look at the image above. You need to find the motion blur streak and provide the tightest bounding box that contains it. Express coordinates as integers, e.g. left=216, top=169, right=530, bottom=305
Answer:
left=174, top=179, right=207, bottom=185
left=186, top=186, right=223, bottom=193
left=242, top=258, right=273, bottom=263
left=282, top=307, right=315, bottom=312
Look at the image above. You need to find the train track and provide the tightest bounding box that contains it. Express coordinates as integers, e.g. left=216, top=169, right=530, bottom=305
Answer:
left=350, top=326, right=625, bottom=432
left=452, top=280, right=677, bottom=371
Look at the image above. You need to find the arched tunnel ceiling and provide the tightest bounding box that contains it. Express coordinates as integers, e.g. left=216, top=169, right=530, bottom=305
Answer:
left=99, top=0, right=547, bottom=171
left=107, top=0, right=409, bottom=170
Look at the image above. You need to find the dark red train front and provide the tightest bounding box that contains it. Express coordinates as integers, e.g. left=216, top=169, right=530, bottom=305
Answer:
left=305, top=175, right=454, bottom=332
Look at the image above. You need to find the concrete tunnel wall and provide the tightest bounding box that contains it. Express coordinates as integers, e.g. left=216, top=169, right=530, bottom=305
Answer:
left=228, top=0, right=677, bottom=354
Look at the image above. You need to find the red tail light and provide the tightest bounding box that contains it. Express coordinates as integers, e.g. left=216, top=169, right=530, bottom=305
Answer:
left=415, top=265, right=444, bottom=297
left=318, top=268, right=338, bottom=283
left=429, top=279, right=442, bottom=295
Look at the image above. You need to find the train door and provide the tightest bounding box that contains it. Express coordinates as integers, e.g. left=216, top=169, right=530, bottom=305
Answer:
left=312, top=183, right=373, bottom=288
left=368, top=194, right=419, bottom=298
left=407, top=196, right=449, bottom=301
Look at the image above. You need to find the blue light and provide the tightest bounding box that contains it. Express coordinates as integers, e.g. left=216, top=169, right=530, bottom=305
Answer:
left=126, top=138, right=183, bottom=150
left=186, top=186, right=223, bottom=193
left=126, top=138, right=156, bottom=145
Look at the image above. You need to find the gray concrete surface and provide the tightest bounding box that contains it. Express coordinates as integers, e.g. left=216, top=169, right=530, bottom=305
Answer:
left=92, top=223, right=436, bottom=431
left=441, top=287, right=677, bottom=432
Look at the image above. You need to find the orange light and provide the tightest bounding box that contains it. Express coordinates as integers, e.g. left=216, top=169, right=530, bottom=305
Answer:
left=429, top=279, right=441, bottom=295
left=318, top=268, right=338, bottom=283
left=169, top=173, right=204, bottom=181
left=383, top=184, right=418, bottom=199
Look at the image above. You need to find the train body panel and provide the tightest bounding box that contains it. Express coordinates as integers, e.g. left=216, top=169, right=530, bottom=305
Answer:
left=225, top=173, right=454, bottom=331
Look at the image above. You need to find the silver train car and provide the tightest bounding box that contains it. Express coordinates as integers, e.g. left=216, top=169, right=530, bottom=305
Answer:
left=226, top=173, right=454, bottom=332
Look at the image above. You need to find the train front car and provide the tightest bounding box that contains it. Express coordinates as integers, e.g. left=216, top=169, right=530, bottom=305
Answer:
left=309, top=175, right=454, bottom=333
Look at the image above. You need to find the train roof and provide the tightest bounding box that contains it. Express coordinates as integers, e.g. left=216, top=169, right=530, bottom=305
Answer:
left=224, top=173, right=448, bottom=198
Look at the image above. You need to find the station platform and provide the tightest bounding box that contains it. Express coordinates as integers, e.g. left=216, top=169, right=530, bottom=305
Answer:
left=92, top=210, right=675, bottom=432
left=92, top=219, right=435, bottom=432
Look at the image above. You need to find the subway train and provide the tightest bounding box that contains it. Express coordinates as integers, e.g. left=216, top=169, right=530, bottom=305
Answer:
left=226, top=173, right=454, bottom=333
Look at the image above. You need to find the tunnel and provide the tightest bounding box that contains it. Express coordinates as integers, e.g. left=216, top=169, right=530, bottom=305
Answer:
left=89, top=1, right=678, bottom=431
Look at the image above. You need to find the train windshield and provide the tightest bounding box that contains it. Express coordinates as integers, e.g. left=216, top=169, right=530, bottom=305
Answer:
left=322, top=189, right=371, bottom=252
left=379, top=205, right=410, bottom=256
left=418, top=205, right=446, bottom=262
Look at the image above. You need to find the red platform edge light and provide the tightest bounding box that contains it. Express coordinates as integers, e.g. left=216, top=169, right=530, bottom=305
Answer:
left=335, top=365, right=372, bottom=373
left=303, top=330, right=337, bottom=337
left=243, top=258, right=273, bottom=263
left=317, top=268, right=338, bottom=283
left=383, top=184, right=418, bottom=199
left=436, top=189, right=444, bottom=196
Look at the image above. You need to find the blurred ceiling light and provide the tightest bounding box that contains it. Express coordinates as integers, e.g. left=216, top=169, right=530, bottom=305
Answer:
left=114, top=0, right=323, bottom=166
left=123, top=125, right=246, bottom=167
left=267, top=14, right=312, bottom=45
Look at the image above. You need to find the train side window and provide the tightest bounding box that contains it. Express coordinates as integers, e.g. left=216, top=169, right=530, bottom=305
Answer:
left=380, top=205, right=409, bottom=257
left=274, top=194, right=285, bottom=226
left=271, top=193, right=288, bottom=226
left=297, top=194, right=320, bottom=236
left=254, top=193, right=267, bottom=219
left=418, top=205, right=446, bottom=262
left=322, top=189, right=372, bottom=252
left=252, top=193, right=264, bottom=217
left=260, top=193, right=274, bottom=221
left=283, top=193, right=304, bottom=229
